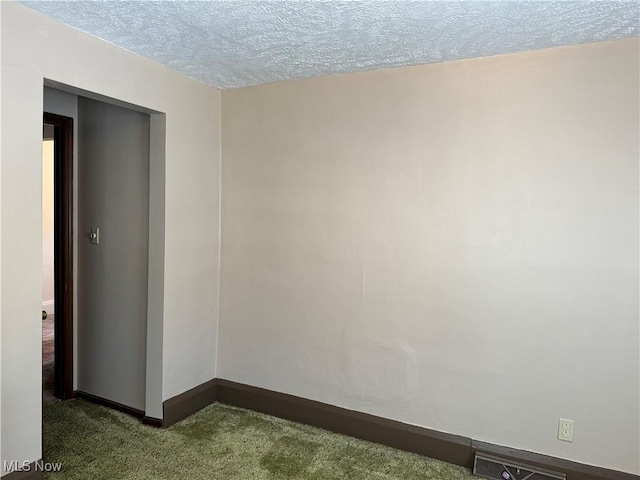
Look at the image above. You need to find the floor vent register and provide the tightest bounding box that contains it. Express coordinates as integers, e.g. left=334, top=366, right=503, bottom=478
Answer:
left=473, top=453, right=566, bottom=480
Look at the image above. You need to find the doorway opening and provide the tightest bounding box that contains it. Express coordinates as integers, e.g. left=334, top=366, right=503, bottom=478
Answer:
left=41, top=80, right=167, bottom=426
left=42, top=112, right=75, bottom=404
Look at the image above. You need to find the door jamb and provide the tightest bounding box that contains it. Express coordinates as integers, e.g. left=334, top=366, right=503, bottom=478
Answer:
left=44, top=112, right=75, bottom=400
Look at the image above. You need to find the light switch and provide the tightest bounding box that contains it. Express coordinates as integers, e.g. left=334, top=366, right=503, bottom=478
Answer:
left=90, top=227, right=100, bottom=245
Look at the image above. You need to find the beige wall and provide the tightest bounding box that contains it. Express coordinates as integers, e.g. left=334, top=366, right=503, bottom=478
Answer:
left=220, top=38, right=640, bottom=473
left=41, top=138, right=54, bottom=313
left=1, top=2, right=220, bottom=472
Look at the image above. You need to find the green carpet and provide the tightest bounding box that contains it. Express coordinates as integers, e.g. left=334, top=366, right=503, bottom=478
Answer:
left=44, top=399, right=477, bottom=479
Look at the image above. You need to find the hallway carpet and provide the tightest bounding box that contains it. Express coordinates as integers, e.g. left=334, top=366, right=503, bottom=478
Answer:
left=44, top=399, right=477, bottom=480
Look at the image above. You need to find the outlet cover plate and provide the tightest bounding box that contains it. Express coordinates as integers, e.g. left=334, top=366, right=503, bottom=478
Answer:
left=558, top=418, right=574, bottom=442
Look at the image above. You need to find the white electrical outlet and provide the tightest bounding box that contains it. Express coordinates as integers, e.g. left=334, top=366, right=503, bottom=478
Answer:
left=558, top=418, right=574, bottom=442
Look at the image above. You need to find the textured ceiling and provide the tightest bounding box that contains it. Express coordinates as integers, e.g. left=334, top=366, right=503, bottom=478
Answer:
left=18, top=1, right=640, bottom=89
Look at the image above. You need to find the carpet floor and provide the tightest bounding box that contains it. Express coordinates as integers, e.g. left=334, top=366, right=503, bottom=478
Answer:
left=44, top=399, right=477, bottom=480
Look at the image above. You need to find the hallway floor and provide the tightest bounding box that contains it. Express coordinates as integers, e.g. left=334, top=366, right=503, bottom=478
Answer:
left=43, top=315, right=57, bottom=406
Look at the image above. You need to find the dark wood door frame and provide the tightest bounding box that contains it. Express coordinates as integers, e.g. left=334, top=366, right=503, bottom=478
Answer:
left=44, top=112, right=75, bottom=400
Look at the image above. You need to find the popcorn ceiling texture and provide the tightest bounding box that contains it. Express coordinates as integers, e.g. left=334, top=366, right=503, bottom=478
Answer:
left=19, top=1, right=640, bottom=89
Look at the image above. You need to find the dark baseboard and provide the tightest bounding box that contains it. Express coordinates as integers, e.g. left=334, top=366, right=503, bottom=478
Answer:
left=121, top=378, right=639, bottom=480
left=215, top=379, right=470, bottom=466
left=77, top=391, right=144, bottom=419
left=213, top=379, right=639, bottom=480
left=2, top=461, right=44, bottom=480
left=141, top=416, right=163, bottom=428
left=162, top=378, right=217, bottom=427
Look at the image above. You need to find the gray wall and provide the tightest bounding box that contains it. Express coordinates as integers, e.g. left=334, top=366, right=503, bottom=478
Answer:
left=77, top=97, right=150, bottom=410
